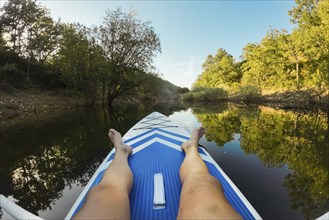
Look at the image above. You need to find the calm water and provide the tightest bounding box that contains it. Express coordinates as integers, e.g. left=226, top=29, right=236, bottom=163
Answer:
left=0, top=103, right=328, bottom=219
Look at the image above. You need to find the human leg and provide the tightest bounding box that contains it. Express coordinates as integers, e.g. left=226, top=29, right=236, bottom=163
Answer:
left=177, top=127, right=242, bottom=219
left=73, top=129, right=133, bottom=219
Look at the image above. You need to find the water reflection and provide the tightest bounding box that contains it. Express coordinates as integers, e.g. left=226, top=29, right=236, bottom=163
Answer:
left=0, top=104, right=187, bottom=218
left=1, top=109, right=108, bottom=215
left=192, top=105, right=329, bottom=219
left=0, top=103, right=328, bottom=219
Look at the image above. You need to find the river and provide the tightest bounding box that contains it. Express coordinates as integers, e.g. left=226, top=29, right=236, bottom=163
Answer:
left=0, top=103, right=328, bottom=219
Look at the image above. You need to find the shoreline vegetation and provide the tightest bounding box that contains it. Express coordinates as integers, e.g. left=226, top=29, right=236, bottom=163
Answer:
left=180, top=87, right=328, bottom=111
left=1, top=87, right=327, bottom=121
left=180, top=0, right=329, bottom=111
left=1, top=0, right=328, bottom=122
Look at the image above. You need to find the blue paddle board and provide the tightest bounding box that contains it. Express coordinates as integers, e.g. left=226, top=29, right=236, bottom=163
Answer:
left=65, top=112, right=261, bottom=219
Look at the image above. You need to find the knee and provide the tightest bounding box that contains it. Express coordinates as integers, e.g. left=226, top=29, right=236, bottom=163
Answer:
left=85, top=183, right=128, bottom=203
left=85, top=184, right=109, bottom=202
left=206, top=175, right=224, bottom=194
left=189, top=173, right=221, bottom=186
left=183, top=173, right=223, bottom=193
left=98, top=178, right=131, bottom=193
left=205, top=174, right=223, bottom=189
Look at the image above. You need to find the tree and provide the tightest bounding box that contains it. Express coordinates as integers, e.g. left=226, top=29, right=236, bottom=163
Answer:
left=288, top=0, right=329, bottom=90
left=304, top=0, right=329, bottom=90
left=241, top=43, right=263, bottom=88
left=55, top=24, right=104, bottom=106
left=241, top=29, right=301, bottom=90
left=135, top=74, right=185, bottom=103
left=281, top=30, right=309, bottom=89
left=0, top=0, right=44, bottom=55
left=194, top=48, right=241, bottom=89
left=97, top=8, right=161, bottom=106
left=289, top=0, right=321, bottom=27
left=195, top=0, right=328, bottom=95
left=26, top=15, right=62, bottom=63
left=317, top=0, right=329, bottom=89
left=1, top=0, right=61, bottom=63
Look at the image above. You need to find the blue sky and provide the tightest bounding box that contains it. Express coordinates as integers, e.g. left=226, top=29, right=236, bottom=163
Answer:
left=3, top=0, right=296, bottom=88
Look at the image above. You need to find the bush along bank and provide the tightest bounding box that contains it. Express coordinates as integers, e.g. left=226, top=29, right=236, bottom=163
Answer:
left=181, top=87, right=228, bottom=102
left=180, top=86, right=261, bottom=103
left=180, top=86, right=328, bottom=111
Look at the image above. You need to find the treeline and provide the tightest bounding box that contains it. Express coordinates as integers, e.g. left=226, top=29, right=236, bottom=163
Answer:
left=0, top=0, right=186, bottom=107
left=185, top=0, right=328, bottom=104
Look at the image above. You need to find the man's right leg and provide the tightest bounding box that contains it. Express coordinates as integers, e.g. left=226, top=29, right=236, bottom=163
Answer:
left=73, top=129, right=133, bottom=219
left=177, top=127, right=242, bottom=219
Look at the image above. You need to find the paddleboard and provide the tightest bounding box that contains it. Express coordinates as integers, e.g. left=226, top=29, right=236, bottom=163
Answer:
left=65, top=112, right=261, bottom=219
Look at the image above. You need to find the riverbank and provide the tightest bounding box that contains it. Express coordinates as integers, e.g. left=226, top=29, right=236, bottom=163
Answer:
left=0, top=91, right=76, bottom=120
left=226, top=90, right=328, bottom=111
left=180, top=87, right=328, bottom=111
left=0, top=90, right=181, bottom=127
left=1, top=89, right=328, bottom=124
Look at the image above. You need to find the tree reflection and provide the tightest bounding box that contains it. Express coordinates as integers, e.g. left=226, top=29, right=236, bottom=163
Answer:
left=1, top=103, right=186, bottom=216
left=0, top=108, right=110, bottom=214
left=192, top=105, right=329, bottom=219
left=240, top=107, right=328, bottom=219
left=2, top=108, right=110, bottom=214
left=12, top=145, right=71, bottom=213
left=193, top=104, right=260, bottom=146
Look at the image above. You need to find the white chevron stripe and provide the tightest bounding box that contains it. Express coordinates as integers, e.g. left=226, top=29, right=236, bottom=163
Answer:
left=129, top=136, right=215, bottom=165
left=124, top=129, right=188, bottom=146
left=132, top=137, right=162, bottom=154
left=123, top=130, right=157, bottom=145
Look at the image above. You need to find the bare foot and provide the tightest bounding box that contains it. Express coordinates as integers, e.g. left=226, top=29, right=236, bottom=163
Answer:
left=181, top=126, right=206, bottom=153
left=108, top=129, right=133, bottom=156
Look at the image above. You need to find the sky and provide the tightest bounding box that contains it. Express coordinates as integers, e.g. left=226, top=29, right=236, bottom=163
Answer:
left=1, top=0, right=296, bottom=88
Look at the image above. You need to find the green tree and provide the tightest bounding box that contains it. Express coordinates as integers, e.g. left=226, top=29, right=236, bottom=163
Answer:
left=241, top=27, right=321, bottom=91
left=317, top=0, right=329, bottom=89
left=288, top=0, right=329, bottom=90
left=289, top=0, right=321, bottom=27
left=194, top=48, right=241, bottom=89
left=0, top=0, right=45, bottom=55
left=97, top=8, right=161, bottom=106
left=241, top=43, right=264, bottom=89
left=197, top=0, right=328, bottom=96
left=1, top=0, right=62, bottom=62
left=281, top=30, right=309, bottom=89
left=133, top=74, right=183, bottom=103
left=1, top=0, right=63, bottom=81
left=304, top=0, right=329, bottom=90
left=26, top=15, right=62, bottom=63
left=55, top=24, right=104, bottom=106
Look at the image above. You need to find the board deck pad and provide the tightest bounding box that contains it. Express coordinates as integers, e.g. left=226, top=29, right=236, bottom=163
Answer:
left=66, top=112, right=261, bottom=220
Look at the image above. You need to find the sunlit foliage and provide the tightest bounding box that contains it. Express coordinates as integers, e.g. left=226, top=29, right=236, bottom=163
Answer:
left=194, top=0, right=329, bottom=100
